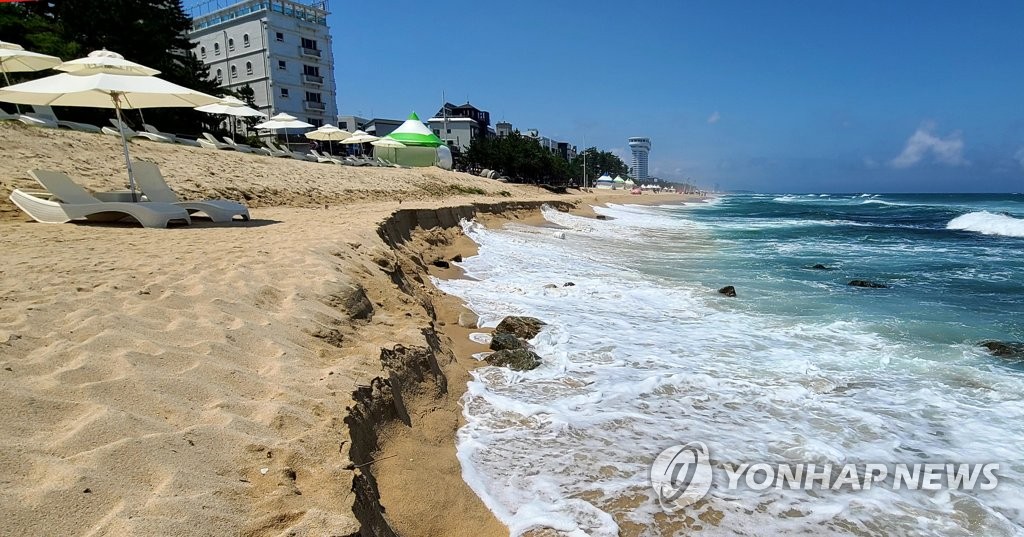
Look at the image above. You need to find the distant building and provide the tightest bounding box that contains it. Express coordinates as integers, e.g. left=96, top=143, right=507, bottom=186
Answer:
left=188, top=0, right=338, bottom=129
left=495, top=121, right=513, bottom=137
left=336, top=115, right=367, bottom=132
left=363, top=118, right=403, bottom=137
left=428, top=102, right=491, bottom=150
left=629, top=137, right=651, bottom=181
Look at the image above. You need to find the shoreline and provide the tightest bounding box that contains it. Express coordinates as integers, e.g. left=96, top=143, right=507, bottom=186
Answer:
left=0, top=121, right=702, bottom=536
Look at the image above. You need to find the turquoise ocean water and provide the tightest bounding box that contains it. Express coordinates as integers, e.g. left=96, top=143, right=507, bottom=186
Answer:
left=435, top=194, right=1024, bottom=536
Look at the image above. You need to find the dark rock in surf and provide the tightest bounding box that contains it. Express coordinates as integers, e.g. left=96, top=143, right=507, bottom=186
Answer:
left=848, top=280, right=888, bottom=289
left=980, top=341, right=1024, bottom=359
left=486, top=348, right=542, bottom=371
left=718, top=285, right=737, bottom=297
left=595, top=215, right=609, bottom=220
left=451, top=254, right=463, bottom=262
left=811, top=264, right=832, bottom=270
left=494, top=316, right=546, bottom=340
left=489, top=332, right=524, bottom=352
left=431, top=260, right=451, bottom=269
left=564, top=282, right=576, bottom=287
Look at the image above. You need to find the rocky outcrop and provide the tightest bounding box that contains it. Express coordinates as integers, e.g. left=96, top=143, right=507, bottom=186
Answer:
left=980, top=341, right=1024, bottom=359
left=849, top=280, right=888, bottom=289
left=485, top=348, right=542, bottom=371
left=811, top=264, right=832, bottom=270
left=718, top=285, right=737, bottom=297
left=489, top=332, right=524, bottom=351
left=494, top=316, right=546, bottom=340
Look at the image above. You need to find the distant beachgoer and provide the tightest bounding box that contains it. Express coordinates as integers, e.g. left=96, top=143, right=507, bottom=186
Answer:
left=309, top=140, right=319, bottom=152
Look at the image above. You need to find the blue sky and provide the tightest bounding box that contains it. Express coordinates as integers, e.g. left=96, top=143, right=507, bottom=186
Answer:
left=329, top=1, right=1024, bottom=193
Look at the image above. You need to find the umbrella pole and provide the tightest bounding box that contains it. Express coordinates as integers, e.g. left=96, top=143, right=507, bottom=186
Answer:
left=112, top=95, right=138, bottom=202
left=1, top=70, right=20, bottom=114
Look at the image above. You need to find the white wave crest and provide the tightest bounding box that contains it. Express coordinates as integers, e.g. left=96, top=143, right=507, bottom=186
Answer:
left=947, top=211, right=1024, bottom=238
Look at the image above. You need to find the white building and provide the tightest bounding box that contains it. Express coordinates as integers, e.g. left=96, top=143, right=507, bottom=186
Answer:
left=629, top=136, right=651, bottom=181
left=188, top=0, right=338, bottom=130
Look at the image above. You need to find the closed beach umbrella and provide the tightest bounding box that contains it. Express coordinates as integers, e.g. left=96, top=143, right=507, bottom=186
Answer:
left=0, top=49, right=219, bottom=200
left=254, top=112, right=313, bottom=150
left=195, top=95, right=266, bottom=141
left=0, top=40, right=61, bottom=113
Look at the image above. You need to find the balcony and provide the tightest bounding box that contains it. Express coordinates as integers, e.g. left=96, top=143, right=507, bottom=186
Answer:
left=299, top=46, right=321, bottom=58
left=302, top=73, right=323, bottom=85
left=303, top=100, right=325, bottom=111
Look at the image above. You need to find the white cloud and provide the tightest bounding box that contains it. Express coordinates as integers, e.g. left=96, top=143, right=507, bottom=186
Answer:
left=863, top=157, right=879, bottom=169
left=889, top=122, right=968, bottom=168
left=1014, top=147, right=1024, bottom=170
left=707, top=111, right=721, bottom=124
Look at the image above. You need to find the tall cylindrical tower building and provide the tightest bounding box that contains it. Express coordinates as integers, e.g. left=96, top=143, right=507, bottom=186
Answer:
left=628, top=137, right=651, bottom=181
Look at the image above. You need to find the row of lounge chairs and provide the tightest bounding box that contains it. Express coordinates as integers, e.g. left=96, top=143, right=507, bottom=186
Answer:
left=9, top=160, right=249, bottom=228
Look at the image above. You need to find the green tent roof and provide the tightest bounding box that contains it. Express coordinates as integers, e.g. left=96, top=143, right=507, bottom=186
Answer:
left=385, top=111, right=444, bottom=147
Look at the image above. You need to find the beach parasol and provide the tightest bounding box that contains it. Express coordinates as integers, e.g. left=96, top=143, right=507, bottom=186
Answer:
left=0, top=49, right=219, bottom=200
left=305, top=124, right=351, bottom=155
left=0, top=40, right=61, bottom=113
left=371, top=137, right=406, bottom=163
left=254, top=112, right=312, bottom=151
left=195, top=95, right=266, bottom=141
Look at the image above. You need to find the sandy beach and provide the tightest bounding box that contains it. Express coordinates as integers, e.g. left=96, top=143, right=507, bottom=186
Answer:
left=0, top=122, right=692, bottom=536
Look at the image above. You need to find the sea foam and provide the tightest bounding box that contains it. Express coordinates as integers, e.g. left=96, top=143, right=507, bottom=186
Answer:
left=947, top=211, right=1024, bottom=238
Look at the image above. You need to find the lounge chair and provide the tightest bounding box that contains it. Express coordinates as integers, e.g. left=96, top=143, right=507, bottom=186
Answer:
left=268, top=140, right=316, bottom=161
left=15, top=107, right=101, bottom=133
left=310, top=149, right=343, bottom=164
left=197, top=132, right=233, bottom=150
left=17, top=114, right=58, bottom=129
left=133, top=160, right=250, bottom=222
left=105, top=119, right=172, bottom=143
left=221, top=136, right=255, bottom=153
left=142, top=124, right=178, bottom=143
left=10, top=170, right=191, bottom=228
left=0, top=108, right=16, bottom=121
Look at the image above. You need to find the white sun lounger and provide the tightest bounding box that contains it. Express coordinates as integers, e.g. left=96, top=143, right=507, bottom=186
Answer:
left=142, top=123, right=178, bottom=143
left=310, top=149, right=343, bottom=164
left=133, top=160, right=250, bottom=222
left=10, top=170, right=191, bottom=228
left=221, top=136, right=255, bottom=153
left=105, top=119, right=173, bottom=143
left=197, top=132, right=233, bottom=151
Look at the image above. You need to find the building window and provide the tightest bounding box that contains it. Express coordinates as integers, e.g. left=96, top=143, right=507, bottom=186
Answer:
left=308, top=118, right=323, bottom=127
left=303, top=64, right=320, bottom=76
left=301, top=37, right=318, bottom=50
left=278, top=60, right=286, bottom=70
left=215, top=69, right=222, bottom=83
left=304, top=91, right=321, bottom=102
left=243, top=34, right=250, bottom=47
left=339, top=121, right=347, bottom=129
left=230, top=65, right=237, bottom=78
left=245, top=61, right=253, bottom=75
left=200, top=46, right=206, bottom=59
left=446, top=128, right=451, bottom=134
left=433, top=129, right=440, bottom=136
left=228, top=38, right=234, bottom=51
left=276, top=32, right=284, bottom=42
left=280, top=88, right=289, bottom=98
left=214, top=43, right=220, bottom=55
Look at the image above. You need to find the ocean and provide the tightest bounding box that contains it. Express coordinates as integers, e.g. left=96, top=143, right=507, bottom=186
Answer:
left=434, top=194, right=1024, bottom=536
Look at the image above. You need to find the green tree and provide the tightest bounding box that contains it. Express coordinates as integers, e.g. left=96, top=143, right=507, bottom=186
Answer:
left=465, top=131, right=572, bottom=184
left=0, top=0, right=217, bottom=134
left=570, top=147, right=629, bottom=183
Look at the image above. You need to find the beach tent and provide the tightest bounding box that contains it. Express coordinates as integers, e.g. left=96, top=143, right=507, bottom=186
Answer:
left=380, top=112, right=445, bottom=167
left=595, top=174, right=614, bottom=190
left=370, top=136, right=406, bottom=164
left=613, top=175, right=626, bottom=190
left=0, top=49, right=219, bottom=200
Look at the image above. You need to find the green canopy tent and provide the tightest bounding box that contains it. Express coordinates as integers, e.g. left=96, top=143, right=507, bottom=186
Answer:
left=381, top=112, right=445, bottom=167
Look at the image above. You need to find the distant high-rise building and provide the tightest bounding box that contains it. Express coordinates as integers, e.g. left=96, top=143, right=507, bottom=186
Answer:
left=629, top=137, right=651, bottom=181
left=187, top=0, right=338, bottom=130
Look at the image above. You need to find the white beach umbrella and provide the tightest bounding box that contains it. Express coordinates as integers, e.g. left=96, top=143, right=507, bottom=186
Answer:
left=0, top=49, right=219, bottom=200
left=339, top=129, right=379, bottom=144
left=371, top=137, right=406, bottom=163
left=195, top=95, right=266, bottom=141
left=254, top=112, right=313, bottom=149
left=0, top=41, right=61, bottom=113
left=56, top=49, right=159, bottom=76
left=305, top=124, right=351, bottom=155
